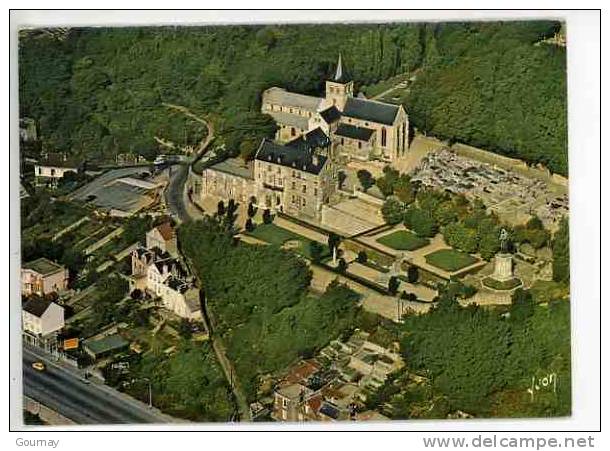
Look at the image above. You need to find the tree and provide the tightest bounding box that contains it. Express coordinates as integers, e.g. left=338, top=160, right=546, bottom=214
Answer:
left=245, top=218, right=255, bottom=232
left=510, top=288, right=535, bottom=323
left=217, top=200, right=226, bottom=216
left=407, top=265, right=419, bottom=283
left=375, top=166, right=400, bottom=197
left=394, top=174, right=415, bottom=204
left=247, top=202, right=257, bottom=218
left=388, top=276, right=400, bottom=295
left=357, top=169, right=375, bottom=192
left=552, top=217, right=569, bottom=283
left=309, top=241, right=324, bottom=263
left=337, top=170, right=347, bottom=190
left=337, top=258, right=348, bottom=273
left=262, top=208, right=272, bottom=224
left=404, top=207, right=437, bottom=238
left=381, top=198, right=405, bottom=225
left=328, top=232, right=341, bottom=254
left=356, top=251, right=368, bottom=264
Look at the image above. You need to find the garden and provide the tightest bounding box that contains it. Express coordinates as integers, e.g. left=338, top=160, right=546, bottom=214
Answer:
left=246, top=223, right=328, bottom=260
left=376, top=230, right=430, bottom=251
left=424, top=248, right=478, bottom=272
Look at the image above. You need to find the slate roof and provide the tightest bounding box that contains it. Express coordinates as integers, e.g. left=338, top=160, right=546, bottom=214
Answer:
left=267, top=111, right=310, bottom=130
left=335, top=123, right=375, bottom=142
left=207, top=157, right=254, bottom=180
left=23, top=298, right=54, bottom=318
left=255, top=139, right=328, bottom=175
left=343, top=97, right=400, bottom=126
left=23, top=258, right=65, bottom=276
left=263, top=87, right=324, bottom=112
left=319, top=106, right=342, bottom=124
left=286, top=127, right=331, bottom=153
left=36, top=152, right=82, bottom=169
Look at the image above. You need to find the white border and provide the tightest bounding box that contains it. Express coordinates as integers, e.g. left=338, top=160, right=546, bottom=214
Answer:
left=6, top=9, right=601, bottom=435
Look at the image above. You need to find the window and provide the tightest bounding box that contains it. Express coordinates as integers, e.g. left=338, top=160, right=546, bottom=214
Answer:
left=381, top=127, right=387, bottom=147
left=340, top=138, right=344, bottom=145
left=291, top=182, right=296, bottom=189
left=314, top=188, right=318, bottom=196
left=302, top=199, right=306, bottom=207
left=51, top=168, right=56, bottom=176
left=358, top=142, right=362, bottom=149
left=302, top=185, right=307, bottom=194
left=291, top=127, right=296, bottom=137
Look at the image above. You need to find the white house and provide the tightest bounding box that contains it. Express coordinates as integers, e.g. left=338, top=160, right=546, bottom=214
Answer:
left=34, top=153, right=83, bottom=187
left=22, top=298, right=65, bottom=337
left=145, top=223, right=178, bottom=257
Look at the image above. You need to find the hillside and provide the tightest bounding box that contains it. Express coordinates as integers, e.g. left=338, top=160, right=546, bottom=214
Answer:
left=18, top=21, right=566, bottom=173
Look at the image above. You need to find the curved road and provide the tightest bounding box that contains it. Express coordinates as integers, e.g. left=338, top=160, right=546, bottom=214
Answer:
left=163, top=103, right=215, bottom=222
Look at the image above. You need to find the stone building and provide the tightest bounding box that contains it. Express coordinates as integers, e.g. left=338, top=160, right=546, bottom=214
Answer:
left=22, top=298, right=65, bottom=340
left=21, top=258, right=69, bottom=296
left=261, top=54, right=409, bottom=164
left=200, top=157, right=255, bottom=204
left=254, top=127, right=336, bottom=220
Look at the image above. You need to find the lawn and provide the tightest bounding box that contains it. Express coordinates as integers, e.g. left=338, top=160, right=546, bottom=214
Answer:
left=377, top=230, right=430, bottom=251
left=247, top=223, right=327, bottom=260
left=425, top=249, right=478, bottom=272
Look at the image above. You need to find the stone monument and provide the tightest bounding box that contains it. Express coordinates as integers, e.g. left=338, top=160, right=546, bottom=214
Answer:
left=492, top=229, right=514, bottom=281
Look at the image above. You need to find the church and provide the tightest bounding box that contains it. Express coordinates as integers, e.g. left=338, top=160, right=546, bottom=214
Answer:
left=261, top=54, right=409, bottom=163
left=198, top=55, right=410, bottom=221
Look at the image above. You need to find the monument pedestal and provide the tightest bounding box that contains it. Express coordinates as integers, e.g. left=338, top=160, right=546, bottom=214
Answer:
left=492, top=253, right=514, bottom=282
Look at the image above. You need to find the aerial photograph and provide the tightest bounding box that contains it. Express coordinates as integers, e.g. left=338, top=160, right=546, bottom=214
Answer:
left=17, top=18, right=570, bottom=425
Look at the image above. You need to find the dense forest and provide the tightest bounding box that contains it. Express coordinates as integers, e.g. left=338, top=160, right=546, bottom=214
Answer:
left=178, top=216, right=361, bottom=398
left=19, top=20, right=567, bottom=173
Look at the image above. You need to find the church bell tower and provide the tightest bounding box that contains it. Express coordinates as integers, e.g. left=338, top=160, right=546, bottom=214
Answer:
left=325, top=54, right=353, bottom=111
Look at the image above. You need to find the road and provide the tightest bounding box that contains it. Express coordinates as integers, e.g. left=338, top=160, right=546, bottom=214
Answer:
left=23, top=346, right=175, bottom=424
left=163, top=104, right=215, bottom=222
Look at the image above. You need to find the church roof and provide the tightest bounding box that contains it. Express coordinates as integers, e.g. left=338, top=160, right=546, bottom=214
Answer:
left=343, top=97, right=400, bottom=126
left=263, top=87, right=324, bottom=112
left=333, top=53, right=350, bottom=83
left=255, top=138, right=328, bottom=175
left=335, top=123, right=375, bottom=142
left=319, top=106, right=342, bottom=124
left=287, top=127, right=331, bottom=153
left=267, top=111, right=310, bottom=130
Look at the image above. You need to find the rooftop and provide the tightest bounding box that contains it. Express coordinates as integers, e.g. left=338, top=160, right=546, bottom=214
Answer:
left=36, top=152, right=82, bottom=169
left=23, top=258, right=65, bottom=276
left=343, top=97, right=400, bottom=126
left=263, top=87, right=324, bottom=112
left=23, top=298, right=55, bottom=318
left=319, top=106, right=342, bottom=124
left=286, top=127, right=331, bottom=153
left=84, top=334, right=129, bottom=356
left=154, top=222, right=174, bottom=241
left=267, top=111, right=310, bottom=130
left=255, top=139, right=328, bottom=175
left=335, top=123, right=375, bottom=142
left=206, top=157, right=254, bottom=180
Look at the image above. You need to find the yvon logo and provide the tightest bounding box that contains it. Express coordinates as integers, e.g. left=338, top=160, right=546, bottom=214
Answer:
left=527, top=372, right=557, bottom=401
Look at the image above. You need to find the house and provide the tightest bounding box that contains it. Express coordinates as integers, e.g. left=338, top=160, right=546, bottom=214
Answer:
left=200, top=157, right=256, bottom=204
left=34, top=152, right=84, bottom=187
left=146, top=223, right=178, bottom=257
left=22, top=298, right=65, bottom=338
left=130, top=247, right=201, bottom=320
left=21, top=258, right=69, bottom=296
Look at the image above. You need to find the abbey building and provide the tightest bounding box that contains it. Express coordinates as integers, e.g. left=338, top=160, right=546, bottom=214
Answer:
left=199, top=55, right=409, bottom=221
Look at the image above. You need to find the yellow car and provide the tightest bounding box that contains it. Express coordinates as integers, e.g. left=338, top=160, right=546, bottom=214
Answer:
left=31, top=362, right=46, bottom=372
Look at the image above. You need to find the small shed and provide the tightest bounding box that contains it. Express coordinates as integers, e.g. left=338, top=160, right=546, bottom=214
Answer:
left=83, top=334, right=129, bottom=360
